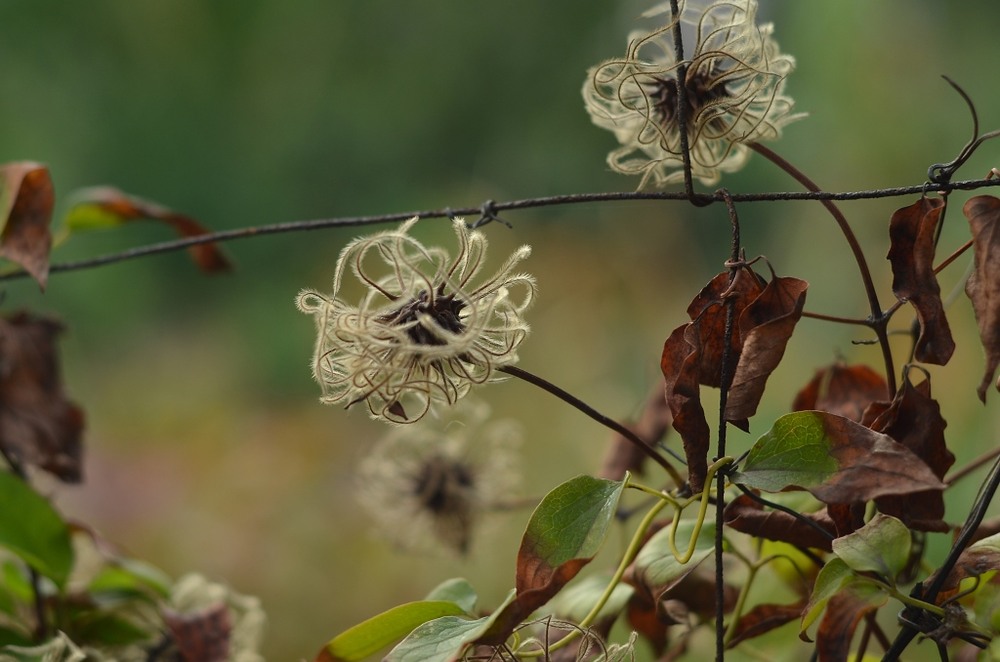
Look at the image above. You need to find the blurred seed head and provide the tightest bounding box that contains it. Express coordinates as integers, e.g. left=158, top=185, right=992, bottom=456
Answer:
left=356, top=399, right=521, bottom=555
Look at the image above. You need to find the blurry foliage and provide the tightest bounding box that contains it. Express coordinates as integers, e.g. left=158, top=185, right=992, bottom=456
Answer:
left=0, top=1, right=998, bottom=659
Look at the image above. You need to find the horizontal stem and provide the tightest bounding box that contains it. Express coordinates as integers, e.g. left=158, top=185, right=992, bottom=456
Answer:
left=2, top=180, right=999, bottom=283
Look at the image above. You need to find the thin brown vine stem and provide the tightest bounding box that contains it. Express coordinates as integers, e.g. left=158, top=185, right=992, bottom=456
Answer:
left=749, top=142, right=898, bottom=397
left=496, top=365, right=686, bottom=489
left=801, top=310, right=870, bottom=326
left=0, top=179, right=998, bottom=284
left=934, top=237, right=974, bottom=275
left=946, top=446, right=1000, bottom=487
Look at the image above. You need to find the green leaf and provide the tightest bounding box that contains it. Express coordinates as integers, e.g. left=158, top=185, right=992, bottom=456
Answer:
left=383, top=616, right=488, bottom=662
left=733, top=411, right=944, bottom=503
left=473, top=475, right=626, bottom=647
left=424, top=578, right=477, bottom=615
left=384, top=590, right=515, bottom=662
left=733, top=412, right=837, bottom=492
left=544, top=572, right=634, bottom=623
left=800, top=558, right=853, bottom=637
left=831, top=514, right=911, bottom=581
left=88, top=559, right=172, bottom=602
left=73, top=612, right=154, bottom=647
left=631, top=519, right=717, bottom=592
left=0, top=471, right=73, bottom=588
left=518, top=475, right=626, bottom=582
left=316, top=601, right=468, bottom=662
left=0, top=625, right=33, bottom=647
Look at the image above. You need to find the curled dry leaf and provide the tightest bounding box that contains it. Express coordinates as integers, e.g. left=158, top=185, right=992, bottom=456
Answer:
left=0, top=311, right=84, bottom=482
left=725, top=274, right=807, bottom=423
left=0, top=162, right=54, bottom=289
left=963, top=195, right=1000, bottom=402
left=661, top=269, right=764, bottom=491
left=814, top=587, right=886, bottom=662
left=64, top=186, right=232, bottom=274
left=863, top=374, right=954, bottom=532
left=887, top=197, right=954, bottom=365
left=734, top=411, right=945, bottom=505
left=599, top=382, right=672, bottom=480
left=726, top=600, right=807, bottom=649
left=723, top=493, right=836, bottom=552
left=662, top=323, right=711, bottom=493
left=792, top=363, right=888, bottom=423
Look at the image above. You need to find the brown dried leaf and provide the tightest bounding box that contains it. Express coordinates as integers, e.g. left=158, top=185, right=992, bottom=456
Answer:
left=661, top=324, right=711, bottom=492
left=599, top=382, right=672, bottom=480
left=726, top=275, right=808, bottom=423
left=726, top=600, right=806, bottom=649
left=661, top=269, right=764, bottom=491
left=809, top=414, right=945, bottom=504
left=887, top=197, right=955, bottom=364
left=792, top=363, right=888, bottom=423
left=686, top=270, right=764, bottom=388
left=723, top=494, right=836, bottom=552
left=0, top=312, right=84, bottom=482
left=815, top=588, right=886, bottom=662
left=163, top=604, right=232, bottom=662
left=67, top=186, right=232, bottom=274
left=867, top=374, right=954, bottom=532
left=964, top=195, right=1000, bottom=402
left=0, top=162, right=54, bottom=289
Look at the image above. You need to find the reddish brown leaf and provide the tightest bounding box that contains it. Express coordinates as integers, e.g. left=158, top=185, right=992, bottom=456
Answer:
left=815, top=589, right=884, bottom=662
left=0, top=312, right=84, bottom=482
left=163, top=604, right=232, bottom=662
left=599, top=383, right=672, bottom=480
left=726, top=600, right=806, bottom=649
left=67, top=186, right=232, bottom=274
left=867, top=374, right=954, bottom=532
left=887, top=197, right=955, bottom=364
left=686, top=270, right=765, bottom=388
left=626, top=592, right=669, bottom=656
left=724, top=494, right=836, bottom=552
left=661, top=269, right=764, bottom=491
left=625, top=566, right=738, bottom=656
left=825, top=502, right=866, bottom=537
left=0, top=162, right=54, bottom=288
left=964, top=195, right=1000, bottom=402
left=809, top=414, right=945, bottom=504
left=792, top=363, right=888, bottom=423
left=662, top=324, right=711, bottom=492
left=726, top=274, right=808, bottom=423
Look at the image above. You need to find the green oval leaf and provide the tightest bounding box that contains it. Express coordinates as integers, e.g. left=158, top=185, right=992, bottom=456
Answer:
left=474, top=475, right=626, bottom=647
left=733, top=411, right=944, bottom=503
left=0, top=471, right=73, bottom=588
left=424, top=578, right=477, bottom=615
left=517, top=474, right=626, bottom=595
left=831, top=514, right=911, bottom=581
left=800, top=557, right=853, bottom=638
left=545, top=572, right=634, bottom=623
left=631, top=519, right=716, bottom=594
left=316, top=601, right=467, bottom=662
left=384, top=590, right=515, bottom=662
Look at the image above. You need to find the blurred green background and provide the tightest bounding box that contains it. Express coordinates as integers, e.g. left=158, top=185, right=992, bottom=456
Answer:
left=2, top=1, right=999, bottom=659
